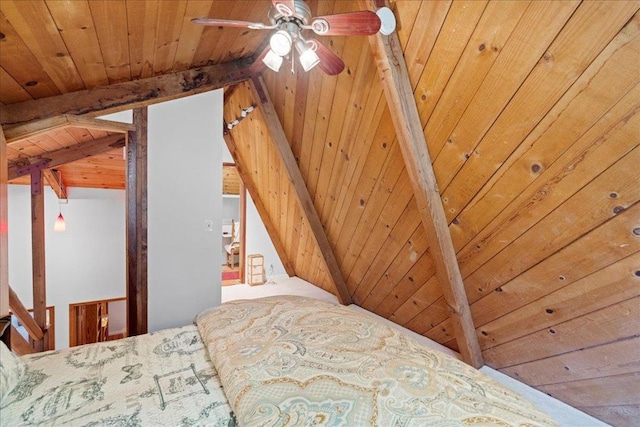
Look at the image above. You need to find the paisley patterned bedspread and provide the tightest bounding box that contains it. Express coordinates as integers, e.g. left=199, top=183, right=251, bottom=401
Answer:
left=196, top=296, right=558, bottom=427
left=1, top=325, right=235, bottom=426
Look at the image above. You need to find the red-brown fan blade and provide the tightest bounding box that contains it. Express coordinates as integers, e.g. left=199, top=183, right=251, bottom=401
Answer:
left=191, top=17, right=270, bottom=30
left=311, top=11, right=381, bottom=36
left=309, top=39, right=345, bottom=76
left=271, top=0, right=296, bottom=17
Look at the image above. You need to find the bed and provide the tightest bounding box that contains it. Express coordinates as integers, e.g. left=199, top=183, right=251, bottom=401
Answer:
left=2, top=295, right=559, bottom=426
left=0, top=325, right=235, bottom=426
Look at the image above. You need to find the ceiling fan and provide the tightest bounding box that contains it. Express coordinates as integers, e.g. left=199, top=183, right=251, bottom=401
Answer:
left=192, top=0, right=396, bottom=75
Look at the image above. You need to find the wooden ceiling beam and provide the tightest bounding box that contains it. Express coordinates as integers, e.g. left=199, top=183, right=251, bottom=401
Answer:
left=362, top=0, right=483, bottom=368
left=4, top=115, right=134, bottom=145
left=43, top=168, right=67, bottom=200
left=8, top=133, right=126, bottom=180
left=249, top=76, right=352, bottom=305
left=222, top=81, right=295, bottom=278
left=222, top=129, right=296, bottom=278
left=0, top=59, right=255, bottom=129
left=247, top=37, right=270, bottom=76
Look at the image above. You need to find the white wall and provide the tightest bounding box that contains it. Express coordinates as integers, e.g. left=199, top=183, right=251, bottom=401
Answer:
left=7, top=186, right=126, bottom=349
left=107, top=299, right=126, bottom=335
left=222, top=197, right=240, bottom=222
left=147, top=90, right=223, bottom=332
left=245, top=192, right=286, bottom=278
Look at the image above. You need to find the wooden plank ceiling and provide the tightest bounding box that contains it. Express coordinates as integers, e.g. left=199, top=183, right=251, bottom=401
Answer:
left=1, top=1, right=639, bottom=424
left=1, top=0, right=270, bottom=189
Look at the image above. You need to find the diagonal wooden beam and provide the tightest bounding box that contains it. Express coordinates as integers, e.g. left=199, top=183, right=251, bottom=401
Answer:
left=248, top=37, right=270, bottom=76
left=4, top=115, right=134, bottom=145
left=249, top=76, right=352, bottom=305
left=8, top=133, right=126, bottom=180
left=10, top=326, right=35, bottom=355
left=8, top=286, right=44, bottom=341
left=362, top=0, right=483, bottom=367
left=43, top=169, right=67, bottom=200
left=0, top=59, right=254, bottom=129
left=222, top=128, right=296, bottom=277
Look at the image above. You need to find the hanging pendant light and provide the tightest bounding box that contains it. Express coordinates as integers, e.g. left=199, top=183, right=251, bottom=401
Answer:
left=54, top=211, right=65, bottom=232
left=54, top=172, right=67, bottom=232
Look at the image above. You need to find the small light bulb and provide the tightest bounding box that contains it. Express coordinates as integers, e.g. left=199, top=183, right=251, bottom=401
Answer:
left=269, top=30, right=292, bottom=57
left=262, top=49, right=283, bottom=72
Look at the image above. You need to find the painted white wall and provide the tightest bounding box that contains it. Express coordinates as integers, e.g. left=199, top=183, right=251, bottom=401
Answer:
left=147, top=90, right=223, bottom=332
left=222, top=197, right=240, bottom=222
left=7, top=186, right=126, bottom=349
left=107, top=300, right=126, bottom=335
left=221, top=139, right=234, bottom=163
left=98, top=110, right=133, bottom=124
left=245, top=192, right=286, bottom=278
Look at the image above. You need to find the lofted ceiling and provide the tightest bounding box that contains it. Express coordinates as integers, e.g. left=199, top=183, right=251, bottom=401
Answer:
left=1, top=1, right=639, bottom=425
left=1, top=0, right=271, bottom=188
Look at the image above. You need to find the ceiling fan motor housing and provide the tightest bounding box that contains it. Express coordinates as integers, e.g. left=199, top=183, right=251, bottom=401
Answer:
left=268, top=0, right=313, bottom=26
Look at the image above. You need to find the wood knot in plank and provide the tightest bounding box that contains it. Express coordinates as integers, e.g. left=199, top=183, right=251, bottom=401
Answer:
left=613, top=205, right=625, bottom=215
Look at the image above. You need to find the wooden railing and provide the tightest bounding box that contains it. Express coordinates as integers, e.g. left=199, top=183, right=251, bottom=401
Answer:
left=8, top=286, right=53, bottom=355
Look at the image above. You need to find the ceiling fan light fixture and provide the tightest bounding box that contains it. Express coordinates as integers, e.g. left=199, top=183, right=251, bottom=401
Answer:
left=295, top=39, right=320, bottom=72
left=300, top=50, right=320, bottom=71
left=269, top=30, right=292, bottom=56
left=263, top=49, right=284, bottom=72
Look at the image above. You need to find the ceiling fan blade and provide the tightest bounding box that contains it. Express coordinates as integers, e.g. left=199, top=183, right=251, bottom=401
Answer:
left=191, top=17, right=271, bottom=30
left=271, top=0, right=296, bottom=17
left=310, top=11, right=381, bottom=36
left=308, top=39, right=345, bottom=76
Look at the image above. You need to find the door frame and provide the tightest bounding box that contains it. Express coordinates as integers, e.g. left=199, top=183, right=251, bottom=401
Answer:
left=223, top=162, right=246, bottom=283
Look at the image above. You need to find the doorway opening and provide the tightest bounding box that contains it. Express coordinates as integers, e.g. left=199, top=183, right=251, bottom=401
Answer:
left=222, top=163, right=246, bottom=285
